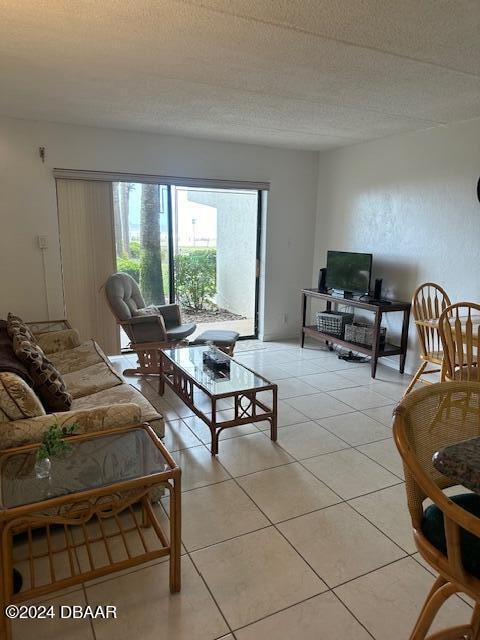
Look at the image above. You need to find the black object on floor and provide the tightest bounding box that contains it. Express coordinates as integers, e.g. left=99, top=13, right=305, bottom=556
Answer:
left=13, top=568, right=22, bottom=594
left=338, top=350, right=369, bottom=363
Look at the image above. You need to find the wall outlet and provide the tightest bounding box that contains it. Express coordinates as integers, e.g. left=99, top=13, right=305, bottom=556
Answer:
left=37, top=235, right=48, bottom=249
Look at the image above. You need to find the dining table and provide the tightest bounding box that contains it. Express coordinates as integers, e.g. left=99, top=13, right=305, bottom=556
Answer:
left=433, top=437, right=480, bottom=494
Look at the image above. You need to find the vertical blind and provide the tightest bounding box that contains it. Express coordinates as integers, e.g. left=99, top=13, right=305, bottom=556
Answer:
left=56, top=179, right=119, bottom=354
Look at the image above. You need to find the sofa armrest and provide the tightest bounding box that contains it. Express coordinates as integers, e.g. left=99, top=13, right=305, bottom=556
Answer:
left=0, top=403, right=142, bottom=449
left=35, top=329, right=82, bottom=354
left=27, top=319, right=72, bottom=334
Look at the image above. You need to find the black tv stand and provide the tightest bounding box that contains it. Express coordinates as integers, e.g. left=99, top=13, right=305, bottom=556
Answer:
left=366, top=298, right=392, bottom=306
left=300, top=288, right=411, bottom=378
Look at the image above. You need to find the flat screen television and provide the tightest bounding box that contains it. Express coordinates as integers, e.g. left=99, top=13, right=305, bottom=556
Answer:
left=326, top=250, right=372, bottom=295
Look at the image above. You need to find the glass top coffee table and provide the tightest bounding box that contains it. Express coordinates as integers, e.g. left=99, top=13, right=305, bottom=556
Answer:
left=159, top=345, right=278, bottom=454
left=0, top=425, right=181, bottom=640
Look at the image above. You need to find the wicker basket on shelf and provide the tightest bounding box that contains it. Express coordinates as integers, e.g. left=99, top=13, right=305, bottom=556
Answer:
left=344, top=322, right=386, bottom=347
left=316, top=311, right=354, bottom=337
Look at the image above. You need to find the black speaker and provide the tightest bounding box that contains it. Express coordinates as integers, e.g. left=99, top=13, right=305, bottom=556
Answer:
left=373, top=278, right=382, bottom=300
left=318, top=268, right=327, bottom=293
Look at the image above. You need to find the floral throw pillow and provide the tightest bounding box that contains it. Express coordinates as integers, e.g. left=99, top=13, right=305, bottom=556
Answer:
left=6, top=313, right=37, bottom=343
left=0, top=372, right=45, bottom=422
left=13, top=337, right=72, bottom=412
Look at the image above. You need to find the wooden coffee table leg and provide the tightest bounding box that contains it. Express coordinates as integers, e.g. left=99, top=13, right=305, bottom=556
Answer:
left=211, top=430, right=220, bottom=456
left=270, top=385, right=278, bottom=442
left=169, top=474, right=181, bottom=593
left=210, top=399, right=218, bottom=455
left=158, top=352, right=165, bottom=395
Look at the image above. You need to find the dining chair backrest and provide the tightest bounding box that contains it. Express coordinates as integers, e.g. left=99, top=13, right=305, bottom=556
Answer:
left=411, top=283, right=451, bottom=361
left=394, top=381, right=480, bottom=588
left=439, top=302, right=480, bottom=381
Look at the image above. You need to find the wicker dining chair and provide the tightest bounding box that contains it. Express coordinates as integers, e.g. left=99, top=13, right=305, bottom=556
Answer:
left=405, top=283, right=452, bottom=395
left=393, top=381, right=480, bottom=639
left=439, top=302, right=480, bottom=383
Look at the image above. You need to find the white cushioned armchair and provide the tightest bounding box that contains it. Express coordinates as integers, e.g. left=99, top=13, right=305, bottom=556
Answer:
left=105, top=272, right=196, bottom=374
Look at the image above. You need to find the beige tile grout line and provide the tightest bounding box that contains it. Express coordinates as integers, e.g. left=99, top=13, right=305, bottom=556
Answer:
left=169, top=422, right=421, bottom=636
left=116, top=351, right=426, bottom=636
left=202, top=461, right=379, bottom=637
left=158, top=387, right=393, bottom=638
left=14, top=349, right=400, bottom=639
left=186, top=445, right=470, bottom=633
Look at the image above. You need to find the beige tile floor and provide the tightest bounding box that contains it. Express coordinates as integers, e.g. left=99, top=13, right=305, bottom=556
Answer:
left=11, top=339, right=472, bottom=640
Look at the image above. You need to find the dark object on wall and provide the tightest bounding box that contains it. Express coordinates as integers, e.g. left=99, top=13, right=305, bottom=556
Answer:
left=477, top=177, right=480, bottom=203
left=318, top=268, right=328, bottom=293
left=373, top=278, right=383, bottom=300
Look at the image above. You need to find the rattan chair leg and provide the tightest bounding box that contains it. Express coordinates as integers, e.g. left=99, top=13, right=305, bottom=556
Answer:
left=470, top=605, right=480, bottom=640
left=410, top=581, right=459, bottom=640
left=426, top=624, right=473, bottom=640
left=404, top=362, right=429, bottom=396
left=412, top=575, right=447, bottom=631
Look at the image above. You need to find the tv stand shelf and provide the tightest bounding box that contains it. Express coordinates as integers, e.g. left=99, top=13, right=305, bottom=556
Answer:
left=301, top=289, right=411, bottom=378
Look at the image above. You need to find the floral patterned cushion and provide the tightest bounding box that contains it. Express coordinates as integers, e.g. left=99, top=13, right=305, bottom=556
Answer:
left=13, top=337, right=72, bottom=412
left=63, top=362, right=123, bottom=399
left=6, top=313, right=37, bottom=343
left=48, top=340, right=106, bottom=375
left=35, top=329, right=81, bottom=355
left=0, top=372, right=45, bottom=422
left=0, top=403, right=142, bottom=449
left=71, top=382, right=161, bottom=423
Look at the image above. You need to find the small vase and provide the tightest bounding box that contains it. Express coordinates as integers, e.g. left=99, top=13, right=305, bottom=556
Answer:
left=35, top=457, right=51, bottom=479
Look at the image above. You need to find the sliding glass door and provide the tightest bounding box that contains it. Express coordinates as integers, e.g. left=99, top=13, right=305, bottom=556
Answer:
left=171, top=186, right=259, bottom=338
left=112, top=182, right=261, bottom=347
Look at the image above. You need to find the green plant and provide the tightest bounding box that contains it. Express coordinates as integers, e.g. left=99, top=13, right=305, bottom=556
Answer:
left=129, top=240, right=141, bottom=259
left=174, top=248, right=216, bottom=310
left=117, top=256, right=140, bottom=282
left=37, top=423, right=77, bottom=461
left=117, top=248, right=169, bottom=285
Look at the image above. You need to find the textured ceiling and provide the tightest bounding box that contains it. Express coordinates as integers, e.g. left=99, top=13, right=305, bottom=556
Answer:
left=1, top=0, right=479, bottom=150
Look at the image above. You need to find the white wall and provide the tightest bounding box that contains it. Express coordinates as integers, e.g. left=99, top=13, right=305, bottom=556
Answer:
left=313, top=118, right=480, bottom=373
left=0, top=116, right=318, bottom=339
left=187, top=190, right=257, bottom=318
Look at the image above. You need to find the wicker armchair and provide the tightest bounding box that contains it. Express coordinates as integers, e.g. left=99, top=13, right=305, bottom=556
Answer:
left=393, top=381, right=480, bottom=639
